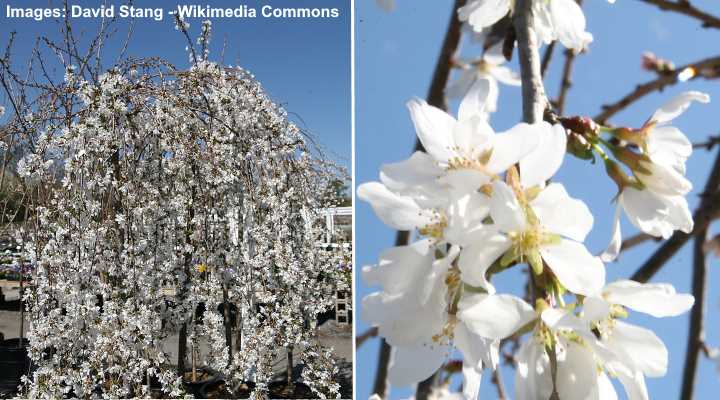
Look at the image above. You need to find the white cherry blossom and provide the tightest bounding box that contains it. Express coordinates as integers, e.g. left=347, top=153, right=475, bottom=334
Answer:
left=603, top=91, right=710, bottom=261
left=535, top=280, right=694, bottom=399
left=383, top=79, right=540, bottom=196
left=446, top=42, right=521, bottom=114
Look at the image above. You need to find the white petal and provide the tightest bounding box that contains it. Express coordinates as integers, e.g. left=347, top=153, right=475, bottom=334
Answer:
left=455, top=322, right=497, bottom=370
left=581, top=296, right=612, bottom=323
left=649, top=91, right=710, bottom=125
left=620, top=188, right=673, bottom=239
left=520, top=123, right=567, bottom=188
left=380, top=151, right=443, bottom=191
left=462, top=363, right=482, bottom=400
left=636, top=160, right=692, bottom=196
left=549, top=0, right=593, bottom=51
left=490, top=65, right=521, bottom=86
left=540, top=239, right=605, bottom=296
left=486, top=123, right=541, bottom=174
left=556, top=341, right=599, bottom=400
left=542, top=308, right=591, bottom=334
left=357, top=182, right=432, bottom=231
left=490, top=181, right=527, bottom=232
left=458, top=232, right=511, bottom=291
left=646, top=125, right=692, bottom=167
left=607, top=320, right=668, bottom=377
left=458, top=0, right=512, bottom=32
left=458, top=293, right=536, bottom=339
left=362, top=292, right=441, bottom=346
left=446, top=68, right=478, bottom=99
left=515, top=340, right=553, bottom=400
left=444, top=169, right=492, bottom=195
left=407, top=98, right=457, bottom=162
left=388, top=344, right=447, bottom=387
left=590, top=372, right=618, bottom=400
left=483, top=41, right=508, bottom=66
left=603, top=280, right=695, bottom=317
left=615, top=367, right=649, bottom=400
left=452, top=115, right=494, bottom=155
left=662, top=194, right=694, bottom=234
left=362, top=240, right=434, bottom=294
left=445, top=192, right=491, bottom=244
left=531, top=182, right=593, bottom=242
left=458, top=79, right=491, bottom=121
left=600, top=201, right=623, bottom=263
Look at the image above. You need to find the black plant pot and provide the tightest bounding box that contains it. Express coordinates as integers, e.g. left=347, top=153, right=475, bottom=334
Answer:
left=0, top=338, right=31, bottom=397
left=183, top=367, right=220, bottom=398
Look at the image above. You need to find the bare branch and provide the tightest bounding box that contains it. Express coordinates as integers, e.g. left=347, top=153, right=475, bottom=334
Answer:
left=636, top=0, right=720, bottom=29
left=595, top=55, right=720, bottom=125
left=492, top=369, right=508, bottom=400
left=540, top=41, right=556, bottom=77
left=356, top=326, right=378, bottom=348
left=679, top=228, right=709, bottom=400
left=514, top=0, right=547, bottom=124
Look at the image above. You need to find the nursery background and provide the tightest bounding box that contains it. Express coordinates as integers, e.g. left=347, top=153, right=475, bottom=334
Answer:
left=356, top=0, right=720, bottom=399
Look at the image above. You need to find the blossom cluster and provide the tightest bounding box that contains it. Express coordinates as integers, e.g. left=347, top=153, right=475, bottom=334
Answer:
left=359, top=76, right=705, bottom=399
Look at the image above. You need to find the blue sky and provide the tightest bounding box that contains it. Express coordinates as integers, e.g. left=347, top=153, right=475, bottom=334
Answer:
left=356, top=1, right=720, bottom=399
left=0, top=0, right=351, bottom=169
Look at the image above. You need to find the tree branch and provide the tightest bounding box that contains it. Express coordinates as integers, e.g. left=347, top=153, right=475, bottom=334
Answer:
left=555, top=49, right=578, bottom=116
left=594, top=55, right=720, bottom=125
left=679, top=228, right=709, bottom=400
left=372, top=1, right=467, bottom=398
left=514, top=0, right=547, bottom=124
left=631, top=149, right=720, bottom=283
left=636, top=0, right=720, bottom=29
left=540, top=41, right=556, bottom=77
left=492, top=369, right=508, bottom=400
left=356, top=326, right=378, bottom=348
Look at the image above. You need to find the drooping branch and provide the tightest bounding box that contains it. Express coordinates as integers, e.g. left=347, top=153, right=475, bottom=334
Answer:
left=595, top=55, right=720, bottom=124
left=372, top=1, right=467, bottom=398
left=636, top=0, right=720, bottom=30
left=631, top=149, right=720, bottom=283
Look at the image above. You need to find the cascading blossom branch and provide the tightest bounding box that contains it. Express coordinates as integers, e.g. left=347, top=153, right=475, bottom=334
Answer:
left=359, top=77, right=695, bottom=399
left=15, top=23, right=346, bottom=399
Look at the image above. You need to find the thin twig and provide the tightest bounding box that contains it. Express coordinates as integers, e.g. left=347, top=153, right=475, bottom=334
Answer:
left=679, top=228, right=709, bottom=400
left=693, top=135, right=720, bottom=150
left=492, top=369, right=508, bottom=400
left=555, top=49, right=577, bottom=116
left=356, top=326, right=378, bottom=348
left=631, top=149, right=720, bottom=283
left=636, top=0, right=720, bottom=29
left=621, top=232, right=659, bottom=252
left=594, top=55, right=720, bottom=125
left=372, top=1, right=467, bottom=398
left=540, top=41, right=555, bottom=77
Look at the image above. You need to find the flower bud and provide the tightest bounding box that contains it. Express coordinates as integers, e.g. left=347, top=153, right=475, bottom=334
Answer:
left=560, top=116, right=599, bottom=138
